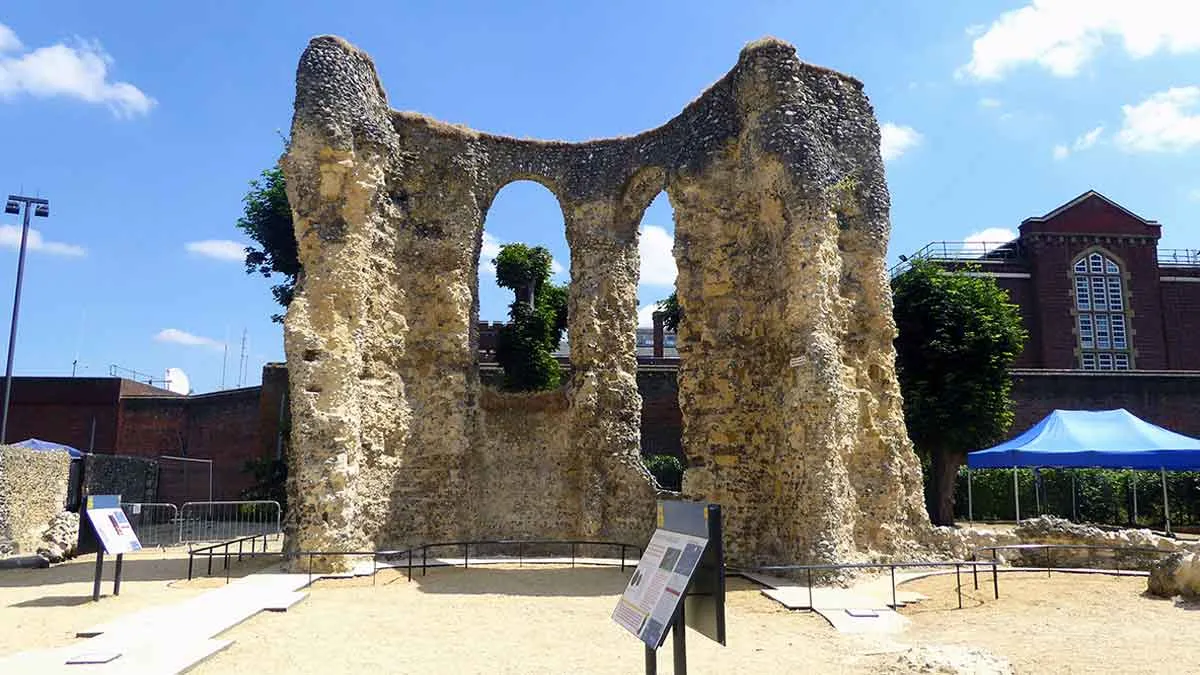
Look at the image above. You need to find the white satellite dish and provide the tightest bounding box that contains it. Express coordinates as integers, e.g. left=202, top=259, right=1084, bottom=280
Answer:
left=165, top=367, right=191, bottom=395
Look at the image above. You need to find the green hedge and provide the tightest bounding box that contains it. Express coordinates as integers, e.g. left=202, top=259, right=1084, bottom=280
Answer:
left=644, top=455, right=683, bottom=492
left=953, top=467, right=1200, bottom=527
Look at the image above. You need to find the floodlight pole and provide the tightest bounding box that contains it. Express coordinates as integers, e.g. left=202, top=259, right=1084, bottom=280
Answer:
left=0, top=195, right=49, bottom=444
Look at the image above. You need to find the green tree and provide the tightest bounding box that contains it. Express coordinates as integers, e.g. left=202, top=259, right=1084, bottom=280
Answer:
left=656, top=291, right=682, bottom=332
left=892, top=259, right=1028, bottom=526
left=236, top=166, right=298, bottom=323
left=494, top=243, right=568, bottom=391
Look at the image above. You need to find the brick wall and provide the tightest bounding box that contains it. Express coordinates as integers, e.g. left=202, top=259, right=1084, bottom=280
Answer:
left=1011, top=371, right=1200, bottom=437
left=993, top=276, right=1040, bottom=368
left=118, top=388, right=267, bottom=503
left=638, top=368, right=682, bottom=459
left=3, top=378, right=122, bottom=451
left=1162, top=274, right=1200, bottom=370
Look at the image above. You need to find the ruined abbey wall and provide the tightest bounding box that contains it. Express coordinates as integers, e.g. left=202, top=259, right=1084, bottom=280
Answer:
left=283, top=35, right=929, bottom=571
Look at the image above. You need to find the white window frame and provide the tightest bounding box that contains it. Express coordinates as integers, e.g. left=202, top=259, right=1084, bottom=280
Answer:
left=1072, top=251, right=1133, bottom=372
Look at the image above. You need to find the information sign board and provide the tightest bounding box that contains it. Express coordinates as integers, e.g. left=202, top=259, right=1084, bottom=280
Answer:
left=612, top=527, right=708, bottom=648
left=84, top=495, right=142, bottom=555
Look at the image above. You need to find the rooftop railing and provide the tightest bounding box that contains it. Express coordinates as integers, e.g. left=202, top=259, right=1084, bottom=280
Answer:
left=1159, top=248, right=1200, bottom=268
left=890, top=240, right=1020, bottom=276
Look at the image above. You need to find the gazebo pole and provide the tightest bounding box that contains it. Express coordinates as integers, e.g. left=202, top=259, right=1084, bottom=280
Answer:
left=967, top=468, right=974, bottom=523
left=1161, top=467, right=1172, bottom=536
left=1131, top=470, right=1138, bottom=526
left=1013, top=466, right=1020, bottom=523
left=1071, top=470, right=1078, bottom=522
left=1034, top=468, right=1041, bottom=515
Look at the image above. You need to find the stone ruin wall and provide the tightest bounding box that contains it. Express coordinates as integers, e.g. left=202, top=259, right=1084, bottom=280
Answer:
left=282, top=35, right=930, bottom=571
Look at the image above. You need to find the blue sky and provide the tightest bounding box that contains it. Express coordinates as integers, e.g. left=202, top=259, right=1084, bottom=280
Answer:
left=1, top=1, right=1199, bottom=392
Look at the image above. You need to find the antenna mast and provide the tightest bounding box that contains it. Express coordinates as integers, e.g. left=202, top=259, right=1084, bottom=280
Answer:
left=237, top=329, right=248, bottom=387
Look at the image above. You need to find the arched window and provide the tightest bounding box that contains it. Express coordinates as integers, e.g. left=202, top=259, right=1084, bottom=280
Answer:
left=1072, top=250, right=1131, bottom=371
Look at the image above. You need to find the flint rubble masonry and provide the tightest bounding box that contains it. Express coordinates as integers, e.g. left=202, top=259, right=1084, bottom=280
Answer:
left=282, top=35, right=930, bottom=572
left=0, top=446, right=71, bottom=555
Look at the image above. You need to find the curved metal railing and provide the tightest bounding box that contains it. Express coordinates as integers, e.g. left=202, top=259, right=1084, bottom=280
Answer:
left=186, top=537, right=644, bottom=585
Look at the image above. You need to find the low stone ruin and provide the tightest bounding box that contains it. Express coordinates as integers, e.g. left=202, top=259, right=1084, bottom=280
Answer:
left=938, top=516, right=1199, bottom=572
left=1148, top=552, right=1200, bottom=599
left=36, top=511, right=79, bottom=564
left=282, top=35, right=930, bottom=571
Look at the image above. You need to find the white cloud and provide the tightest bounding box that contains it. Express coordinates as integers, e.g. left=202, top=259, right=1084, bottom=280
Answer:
left=961, top=0, right=1200, bottom=80
left=186, top=239, right=246, bottom=262
left=479, top=231, right=566, bottom=279
left=1116, top=87, right=1200, bottom=153
left=1074, top=125, right=1104, bottom=150
left=639, top=225, right=676, bottom=286
left=964, top=228, right=1017, bottom=254
left=0, top=23, right=155, bottom=117
left=880, top=123, right=922, bottom=161
left=637, top=304, right=660, bottom=328
left=979, top=97, right=1002, bottom=108
left=1187, top=187, right=1200, bottom=202
left=0, top=24, right=21, bottom=52
left=154, top=328, right=224, bottom=351
left=0, top=224, right=85, bottom=256
left=1052, top=125, right=1106, bottom=160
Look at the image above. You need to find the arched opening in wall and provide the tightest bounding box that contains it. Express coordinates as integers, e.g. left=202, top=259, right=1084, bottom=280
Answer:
left=477, top=180, right=571, bottom=390
left=634, top=190, right=683, bottom=490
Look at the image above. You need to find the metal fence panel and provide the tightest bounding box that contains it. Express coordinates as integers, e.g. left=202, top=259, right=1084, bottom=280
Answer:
left=179, top=500, right=281, bottom=544
left=121, top=503, right=179, bottom=548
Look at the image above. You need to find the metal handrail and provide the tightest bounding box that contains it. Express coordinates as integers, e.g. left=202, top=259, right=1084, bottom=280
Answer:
left=738, top=560, right=999, bottom=611
left=186, top=537, right=645, bottom=586
left=1158, top=248, right=1200, bottom=267
left=972, top=542, right=1176, bottom=577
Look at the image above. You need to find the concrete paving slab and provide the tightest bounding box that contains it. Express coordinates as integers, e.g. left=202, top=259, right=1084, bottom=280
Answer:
left=264, top=591, right=307, bottom=612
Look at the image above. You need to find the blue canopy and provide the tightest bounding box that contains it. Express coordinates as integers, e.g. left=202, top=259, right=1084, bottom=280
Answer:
left=13, top=438, right=85, bottom=459
left=967, top=409, right=1200, bottom=470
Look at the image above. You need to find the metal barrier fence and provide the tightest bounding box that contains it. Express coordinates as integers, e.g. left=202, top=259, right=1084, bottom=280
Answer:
left=739, top=560, right=1000, bottom=611
left=120, top=503, right=179, bottom=548
left=178, top=500, right=281, bottom=544
left=973, top=543, right=1174, bottom=575
left=186, top=538, right=644, bottom=585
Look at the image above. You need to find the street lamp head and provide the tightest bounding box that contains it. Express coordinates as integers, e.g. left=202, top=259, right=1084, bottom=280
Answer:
left=3, top=201, right=17, bottom=215
left=33, top=204, right=48, bottom=218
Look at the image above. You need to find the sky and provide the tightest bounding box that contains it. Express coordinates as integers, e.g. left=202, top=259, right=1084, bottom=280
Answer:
left=1, top=0, right=1199, bottom=392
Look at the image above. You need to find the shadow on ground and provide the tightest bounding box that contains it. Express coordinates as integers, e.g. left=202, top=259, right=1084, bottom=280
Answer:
left=351, top=565, right=633, bottom=598
left=0, top=551, right=280, bottom=591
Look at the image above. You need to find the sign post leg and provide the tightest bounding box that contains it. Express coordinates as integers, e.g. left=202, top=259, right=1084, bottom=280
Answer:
left=113, top=553, right=124, bottom=596
left=92, top=548, right=105, bottom=602
left=644, top=645, right=656, bottom=675
left=673, top=603, right=687, bottom=675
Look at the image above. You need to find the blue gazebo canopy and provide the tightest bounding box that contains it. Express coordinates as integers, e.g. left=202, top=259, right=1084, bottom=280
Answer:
left=967, top=409, right=1200, bottom=471
left=12, top=438, right=85, bottom=459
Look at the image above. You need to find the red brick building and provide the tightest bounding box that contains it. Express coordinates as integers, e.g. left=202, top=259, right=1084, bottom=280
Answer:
left=4, top=364, right=288, bottom=503
left=898, top=190, right=1200, bottom=435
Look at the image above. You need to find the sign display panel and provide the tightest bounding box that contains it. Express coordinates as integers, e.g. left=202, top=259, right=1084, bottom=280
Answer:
left=85, top=495, right=142, bottom=555
left=612, top=527, right=709, bottom=648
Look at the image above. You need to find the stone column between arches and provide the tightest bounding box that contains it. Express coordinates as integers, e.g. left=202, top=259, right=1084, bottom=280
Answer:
left=564, top=197, right=658, bottom=543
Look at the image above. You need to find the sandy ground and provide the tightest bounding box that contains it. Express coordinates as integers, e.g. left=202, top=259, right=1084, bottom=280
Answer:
left=0, top=544, right=278, bottom=657
left=897, top=571, right=1200, bottom=674
left=6, top=553, right=1199, bottom=673
left=192, top=565, right=896, bottom=675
